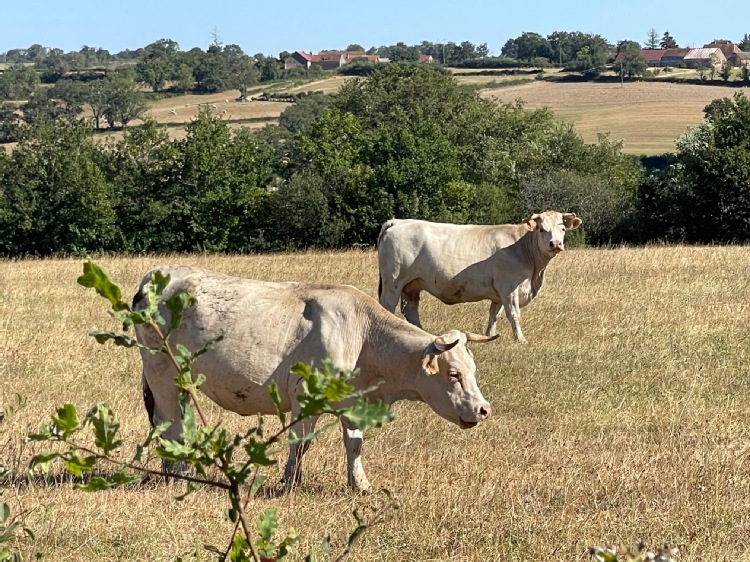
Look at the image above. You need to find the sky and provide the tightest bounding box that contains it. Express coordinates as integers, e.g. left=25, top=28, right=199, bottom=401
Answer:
left=2, top=0, right=747, bottom=57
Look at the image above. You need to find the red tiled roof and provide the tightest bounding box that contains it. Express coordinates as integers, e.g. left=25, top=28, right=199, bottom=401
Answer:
left=640, top=49, right=667, bottom=61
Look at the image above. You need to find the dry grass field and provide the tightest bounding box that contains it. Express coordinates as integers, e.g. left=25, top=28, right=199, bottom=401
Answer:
left=482, top=80, right=750, bottom=155
left=3, top=246, right=750, bottom=561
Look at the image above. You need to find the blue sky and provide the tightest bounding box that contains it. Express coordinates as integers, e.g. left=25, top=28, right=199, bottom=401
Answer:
left=3, top=1, right=747, bottom=56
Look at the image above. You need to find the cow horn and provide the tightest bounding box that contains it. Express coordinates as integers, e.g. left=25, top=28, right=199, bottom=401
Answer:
left=433, top=335, right=460, bottom=352
left=464, top=332, right=499, bottom=343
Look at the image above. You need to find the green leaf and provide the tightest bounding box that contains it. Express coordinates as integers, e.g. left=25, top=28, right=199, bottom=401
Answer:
left=89, top=330, right=141, bottom=348
left=84, top=404, right=122, bottom=454
left=268, top=382, right=285, bottom=424
left=63, top=454, right=97, bottom=477
left=51, top=404, right=79, bottom=438
left=28, top=452, right=62, bottom=473
left=257, top=508, right=278, bottom=543
left=0, top=503, right=9, bottom=524
left=343, top=400, right=394, bottom=430
left=77, top=261, right=128, bottom=311
left=244, top=439, right=276, bottom=467
left=248, top=474, right=267, bottom=497
left=75, top=469, right=139, bottom=491
left=229, top=533, right=252, bottom=562
left=165, top=291, right=196, bottom=334
left=145, top=270, right=171, bottom=322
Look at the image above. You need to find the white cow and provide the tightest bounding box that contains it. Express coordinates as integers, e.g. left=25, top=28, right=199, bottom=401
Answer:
left=377, top=211, right=582, bottom=343
left=133, top=266, right=497, bottom=492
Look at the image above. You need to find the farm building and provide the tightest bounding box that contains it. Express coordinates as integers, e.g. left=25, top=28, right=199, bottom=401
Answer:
left=661, top=48, right=690, bottom=67
left=614, top=49, right=666, bottom=67
left=284, top=50, right=382, bottom=70
left=703, top=41, right=741, bottom=60
left=729, top=52, right=750, bottom=69
left=683, top=47, right=726, bottom=69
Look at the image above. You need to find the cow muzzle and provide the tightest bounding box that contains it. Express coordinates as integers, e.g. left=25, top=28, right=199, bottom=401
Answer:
left=459, top=402, right=492, bottom=429
left=549, top=240, right=564, bottom=252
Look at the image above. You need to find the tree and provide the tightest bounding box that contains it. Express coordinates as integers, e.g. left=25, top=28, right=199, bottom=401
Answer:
left=645, top=28, right=659, bottom=49
left=720, top=62, right=732, bottom=82
left=660, top=31, right=678, bottom=49
left=664, top=93, right=750, bottom=242
left=514, top=32, right=552, bottom=62
left=0, top=118, right=117, bottom=255
left=103, top=72, right=149, bottom=128
left=617, top=40, right=647, bottom=78
left=0, top=102, right=20, bottom=142
left=258, top=56, right=281, bottom=82
left=346, top=43, right=365, bottom=51
left=476, top=42, right=490, bottom=59
left=135, top=38, right=179, bottom=92
left=0, top=65, right=39, bottom=100
left=739, top=33, right=750, bottom=51
left=229, top=55, right=259, bottom=99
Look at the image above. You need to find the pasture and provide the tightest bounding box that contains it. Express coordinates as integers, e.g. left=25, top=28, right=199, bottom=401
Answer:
left=482, top=80, right=750, bottom=155
left=3, top=246, right=750, bottom=561
left=131, top=76, right=750, bottom=155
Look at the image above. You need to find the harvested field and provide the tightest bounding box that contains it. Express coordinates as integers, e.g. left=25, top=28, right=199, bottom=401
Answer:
left=3, top=246, right=750, bottom=561
left=482, top=80, right=750, bottom=154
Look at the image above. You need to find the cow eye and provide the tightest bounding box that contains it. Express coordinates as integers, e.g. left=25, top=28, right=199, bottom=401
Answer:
left=448, top=369, right=461, bottom=382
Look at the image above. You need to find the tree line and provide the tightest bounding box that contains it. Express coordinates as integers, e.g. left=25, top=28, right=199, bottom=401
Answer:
left=1, top=64, right=749, bottom=256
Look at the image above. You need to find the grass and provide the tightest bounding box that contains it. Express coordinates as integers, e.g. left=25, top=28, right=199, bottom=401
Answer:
left=3, top=246, right=750, bottom=560
left=481, top=80, right=750, bottom=154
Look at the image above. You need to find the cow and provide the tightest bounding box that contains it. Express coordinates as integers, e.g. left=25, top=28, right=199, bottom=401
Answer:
left=133, top=266, right=497, bottom=493
left=377, top=211, right=582, bottom=343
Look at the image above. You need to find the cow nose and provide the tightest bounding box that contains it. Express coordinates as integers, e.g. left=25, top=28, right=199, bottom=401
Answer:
left=550, top=240, right=563, bottom=250
left=477, top=403, right=492, bottom=421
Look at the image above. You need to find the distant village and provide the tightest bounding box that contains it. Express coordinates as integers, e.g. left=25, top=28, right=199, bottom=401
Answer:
left=615, top=40, right=750, bottom=69
left=283, top=50, right=433, bottom=70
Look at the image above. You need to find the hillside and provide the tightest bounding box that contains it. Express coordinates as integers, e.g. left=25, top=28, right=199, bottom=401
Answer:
left=136, top=75, right=750, bottom=155
left=481, top=80, right=750, bottom=154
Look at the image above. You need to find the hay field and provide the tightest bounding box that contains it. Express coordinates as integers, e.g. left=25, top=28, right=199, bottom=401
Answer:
left=3, top=246, right=750, bottom=561
left=482, top=81, right=750, bottom=155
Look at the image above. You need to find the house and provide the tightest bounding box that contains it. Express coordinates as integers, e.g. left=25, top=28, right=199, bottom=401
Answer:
left=284, top=50, right=383, bottom=70
left=703, top=41, right=741, bottom=60
left=683, top=47, right=726, bottom=69
left=284, top=51, right=314, bottom=70
left=729, top=52, right=750, bottom=69
left=660, top=48, right=690, bottom=67
left=614, top=49, right=666, bottom=67
left=418, top=54, right=434, bottom=63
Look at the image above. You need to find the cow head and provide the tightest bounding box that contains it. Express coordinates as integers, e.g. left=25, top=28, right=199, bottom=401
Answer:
left=419, top=330, right=497, bottom=429
left=524, top=210, right=582, bottom=256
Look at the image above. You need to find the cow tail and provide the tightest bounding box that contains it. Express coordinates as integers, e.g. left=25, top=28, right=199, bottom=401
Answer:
left=377, top=219, right=398, bottom=249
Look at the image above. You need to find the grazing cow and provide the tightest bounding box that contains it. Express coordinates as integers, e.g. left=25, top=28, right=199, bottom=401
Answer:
left=377, top=211, right=582, bottom=343
left=133, top=266, right=497, bottom=492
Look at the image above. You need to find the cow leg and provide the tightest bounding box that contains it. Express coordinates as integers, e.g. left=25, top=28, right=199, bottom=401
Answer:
left=401, top=281, right=422, bottom=328
left=378, top=282, right=403, bottom=314
left=486, top=302, right=504, bottom=337
left=142, top=370, right=189, bottom=476
left=283, top=412, right=320, bottom=490
left=341, top=418, right=371, bottom=493
left=501, top=289, right=527, bottom=343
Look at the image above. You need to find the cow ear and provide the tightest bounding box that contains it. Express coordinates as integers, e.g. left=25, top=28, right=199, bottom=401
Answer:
left=524, top=214, right=540, bottom=231
left=421, top=351, right=440, bottom=375
left=563, top=213, right=582, bottom=230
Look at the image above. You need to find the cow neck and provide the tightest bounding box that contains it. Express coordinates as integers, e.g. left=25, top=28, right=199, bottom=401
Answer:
left=360, top=314, right=431, bottom=404
left=521, top=230, right=553, bottom=299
